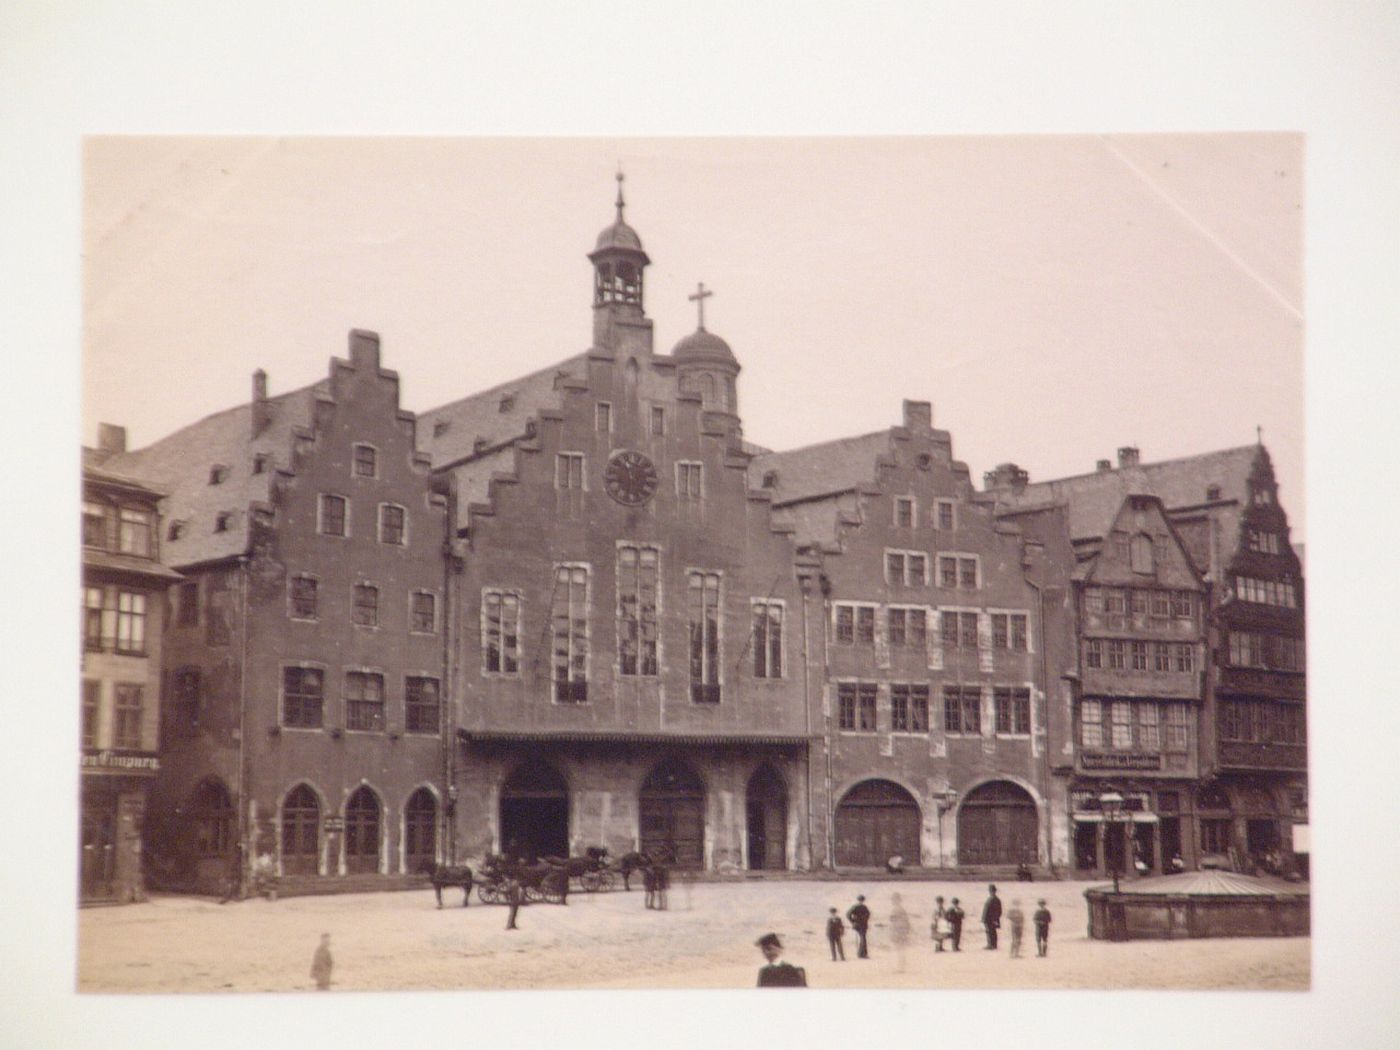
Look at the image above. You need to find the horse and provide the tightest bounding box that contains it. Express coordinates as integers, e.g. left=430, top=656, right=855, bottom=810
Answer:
left=618, top=851, right=651, bottom=892
left=422, top=862, right=474, bottom=908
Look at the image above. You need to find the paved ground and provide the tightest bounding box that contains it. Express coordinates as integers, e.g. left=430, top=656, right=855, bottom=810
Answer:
left=77, top=876, right=1309, bottom=992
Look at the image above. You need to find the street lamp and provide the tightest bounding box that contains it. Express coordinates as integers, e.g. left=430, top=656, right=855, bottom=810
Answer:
left=936, top=788, right=959, bottom=870
left=1099, top=790, right=1125, bottom=893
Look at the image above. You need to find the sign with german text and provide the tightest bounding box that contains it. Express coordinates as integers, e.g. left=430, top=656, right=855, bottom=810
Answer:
left=1081, top=752, right=1162, bottom=771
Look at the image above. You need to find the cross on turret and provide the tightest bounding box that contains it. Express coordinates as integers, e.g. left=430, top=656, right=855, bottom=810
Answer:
left=688, top=282, right=713, bottom=330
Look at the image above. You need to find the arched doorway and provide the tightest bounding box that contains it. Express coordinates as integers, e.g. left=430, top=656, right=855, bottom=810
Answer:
left=500, top=762, right=569, bottom=861
left=344, top=786, right=381, bottom=875
left=746, top=764, right=788, bottom=870
left=639, top=759, right=705, bottom=868
left=281, top=784, right=320, bottom=876
left=957, top=780, right=1038, bottom=866
left=835, top=779, right=921, bottom=867
left=404, top=788, right=437, bottom=872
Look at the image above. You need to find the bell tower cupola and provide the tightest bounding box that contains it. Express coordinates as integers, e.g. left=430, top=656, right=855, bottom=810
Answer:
left=672, top=281, right=742, bottom=443
left=588, top=170, right=654, bottom=356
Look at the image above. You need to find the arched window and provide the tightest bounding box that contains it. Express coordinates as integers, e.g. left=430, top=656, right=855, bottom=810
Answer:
left=191, top=779, right=233, bottom=857
left=404, top=788, right=437, bottom=871
left=281, top=784, right=320, bottom=875
left=345, top=786, right=381, bottom=874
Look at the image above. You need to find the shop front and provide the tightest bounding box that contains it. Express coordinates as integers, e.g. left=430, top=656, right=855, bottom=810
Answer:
left=79, top=750, right=159, bottom=905
left=1070, top=785, right=1193, bottom=880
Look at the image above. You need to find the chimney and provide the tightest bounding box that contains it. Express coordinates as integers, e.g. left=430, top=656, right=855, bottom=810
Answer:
left=1118, top=446, right=1140, bottom=468
left=251, top=369, right=270, bottom=436
left=1096, top=459, right=1112, bottom=473
left=97, top=423, right=127, bottom=455
left=903, top=400, right=933, bottom=432
left=349, top=329, right=381, bottom=371
left=983, top=462, right=1029, bottom=492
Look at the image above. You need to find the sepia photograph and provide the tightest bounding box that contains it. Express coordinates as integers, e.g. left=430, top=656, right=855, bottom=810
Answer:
left=7, top=4, right=1400, bottom=1050
left=78, top=135, right=1306, bottom=993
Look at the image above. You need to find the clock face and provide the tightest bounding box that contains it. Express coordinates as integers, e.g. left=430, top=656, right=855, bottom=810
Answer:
left=603, top=449, right=660, bottom=506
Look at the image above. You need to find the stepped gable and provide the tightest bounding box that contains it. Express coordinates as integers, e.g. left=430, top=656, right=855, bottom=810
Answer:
left=418, top=352, right=589, bottom=467
left=103, top=382, right=325, bottom=568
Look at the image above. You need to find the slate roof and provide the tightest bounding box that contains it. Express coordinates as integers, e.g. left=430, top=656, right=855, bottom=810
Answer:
left=747, top=431, right=889, bottom=505
left=993, top=446, right=1260, bottom=542
left=102, top=383, right=325, bottom=569
left=417, top=352, right=589, bottom=467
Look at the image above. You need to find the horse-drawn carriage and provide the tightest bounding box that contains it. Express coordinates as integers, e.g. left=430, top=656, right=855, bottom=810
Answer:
left=475, top=854, right=570, bottom=905
left=542, top=845, right=618, bottom=893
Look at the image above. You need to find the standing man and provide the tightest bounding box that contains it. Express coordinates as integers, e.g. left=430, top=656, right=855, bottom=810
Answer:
left=930, top=895, right=949, bottom=952
left=504, top=876, right=523, bottom=931
left=846, top=895, right=872, bottom=959
left=981, top=884, right=1002, bottom=950
left=756, top=933, right=808, bottom=987
left=310, top=933, right=333, bottom=991
left=946, top=897, right=965, bottom=951
left=1033, top=899, right=1053, bottom=957
left=1007, top=899, right=1026, bottom=958
left=825, top=907, right=846, bottom=961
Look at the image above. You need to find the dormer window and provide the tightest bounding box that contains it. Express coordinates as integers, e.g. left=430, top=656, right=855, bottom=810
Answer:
left=499, top=395, right=515, bottom=414
left=214, top=512, right=233, bottom=533
left=252, top=454, right=269, bottom=475
left=168, top=520, right=186, bottom=541
left=1206, top=484, right=1221, bottom=501
left=82, top=501, right=109, bottom=548
left=433, top=420, right=450, bottom=437
left=209, top=465, right=228, bottom=485
left=762, top=471, right=778, bottom=489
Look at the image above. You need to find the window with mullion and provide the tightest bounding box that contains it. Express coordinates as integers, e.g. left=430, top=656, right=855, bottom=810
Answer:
left=118, top=508, right=152, bottom=557
left=345, top=671, right=385, bottom=732
left=282, top=667, right=324, bottom=728
left=943, top=685, right=980, bottom=734
left=483, top=590, right=520, bottom=673
left=379, top=504, right=406, bottom=545
left=83, top=501, right=110, bottom=548
left=752, top=601, right=783, bottom=678
left=113, top=684, right=143, bottom=749
left=83, top=586, right=106, bottom=650
left=82, top=680, right=100, bottom=748
left=319, top=494, right=347, bottom=536
left=405, top=676, right=440, bottom=733
left=994, top=686, right=1030, bottom=735
left=617, top=545, right=660, bottom=676
left=688, top=571, right=721, bottom=703
left=290, top=575, right=318, bottom=620
left=552, top=566, right=589, bottom=702
left=891, top=683, right=929, bottom=732
left=352, top=584, right=379, bottom=627
left=115, top=590, right=146, bottom=654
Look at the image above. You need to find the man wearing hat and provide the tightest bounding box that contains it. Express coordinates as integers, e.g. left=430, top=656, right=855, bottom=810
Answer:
left=846, top=895, right=872, bottom=959
left=756, top=933, right=808, bottom=987
left=946, top=897, right=965, bottom=951
left=981, top=884, right=1002, bottom=950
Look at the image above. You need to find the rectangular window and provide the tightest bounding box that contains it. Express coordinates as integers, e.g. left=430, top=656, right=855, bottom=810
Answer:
left=1150, top=590, right=1171, bottom=618
left=82, top=680, right=100, bottom=748
left=352, top=584, right=379, bottom=627
left=1131, top=641, right=1148, bottom=671
left=379, top=504, right=405, bottom=545
left=83, top=586, right=106, bottom=650
left=405, top=676, right=441, bottom=733
left=994, top=686, right=1031, bottom=735
left=290, top=575, right=318, bottom=620
left=889, top=607, right=906, bottom=647
left=1130, top=589, right=1148, bottom=617
left=353, top=444, right=377, bottom=478
left=891, top=683, right=929, bottom=733
left=857, top=606, right=876, bottom=645
left=894, top=496, right=914, bottom=528
left=839, top=682, right=878, bottom=732
left=113, top=684, right=143, bottom=749
left=940, top=610, right=958, bottom=647
left=408, top=591, right=436, bottom=634
left=885, top=550, right=927, bottom=586
left=1105, top=589, right=1126, bottom=616
left=1221, top=701, right=1243, bottom=741
left=617, top=545, right=660, bottom=676
left=171, top=668, right=201, bottom=733
left=1153, top=642, right=1171, bottom=672
left=835, top=605, right=855, bottom=645
left=889, top=608, right=928, bottom=649
left=283, top=667, right=324, bottom=728
left=319, top=494, right=347, bottom=536
left=177, top=581, right=198, bottom=627
left=344, top=671, right=385, bottom=732
left=1277, top=703, right=1304, bottom=744
left=1174, top=644, right=1196, bottom=673
left=936, top=500, right=955, bottom=531
left=939, top=556, right=957, bottom=588
left=1080, top=699, right=1103, bottom=748
left=1166, top=703, right=1191, bottom=751
left=115, top=591, right=146, bottom=654
left=1111, top=701, right=1133, bottom=749
left=959, top=611, right=979, bottom=649
left=676, top=462, right=703, bottom=501
left=1107, top=640, right=1126, bottom=670
left=992, top=613, right=1008, bottom=649
left=752, top=601, right=783, bottom=678
left=959, top=557, right=978, bottom=590
left=83, top=501, right=109, bottom=548
left=555, top=453, right=585, bottom=490
left=1085, top=639, right=1102, bottom=669
left=688, top=571, right=721, bottom=702
left=1084, top=587, right=1104, bottom=617
left=118, top=508, right=152, bottom=557
left=552, top=565, right=590, bottom=702
left=483, top=590, right=520, bottom=673
left=1008, top=614, right=1027, bottom=651
left=943, top=685, right=981, bottom=734
left=205, top=572, right=231, bottom=646
left=1171, top=591, right=1193, bottom=617
left=1138, top=703, right=1161, bottom=751
left=651, top=406, right=665, bottom=435
left=596, top=402, right=612, bottom=432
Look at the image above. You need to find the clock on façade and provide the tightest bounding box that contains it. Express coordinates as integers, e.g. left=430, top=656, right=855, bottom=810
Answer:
left=603, top=449, right=660, bottom=506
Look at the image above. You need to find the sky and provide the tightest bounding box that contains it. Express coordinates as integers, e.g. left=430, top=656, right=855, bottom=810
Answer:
left=83, top=134, right=1305, bottom=534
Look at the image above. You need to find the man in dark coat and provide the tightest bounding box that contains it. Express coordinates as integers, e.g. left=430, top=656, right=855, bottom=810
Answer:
left=825, top=907, right=846, bottom=961
left=982, top=884, right=1002, bottom=949
left=755, top=933, right=807, bottom=987
left=1033, top=899, right=1053, bottom=957
left=504, top=877, right=524, bottom=931
left=946, top=898, right=965, bottom=951
left=846, top=895, right=872, bottom=959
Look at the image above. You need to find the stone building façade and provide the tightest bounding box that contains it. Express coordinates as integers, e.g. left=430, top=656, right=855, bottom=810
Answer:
left=89, top=179, right=1307, bottom=892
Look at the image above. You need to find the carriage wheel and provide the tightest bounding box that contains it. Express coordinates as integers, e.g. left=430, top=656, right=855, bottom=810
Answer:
left=478, top=884, right=499, bottom=904
left=545, top=884, right=565, bottom=904
left=523, top=883, right=545, bottom=903
left=581, top=871, right=602, bottom=893
left=596, top=870, right=616, bottom=892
